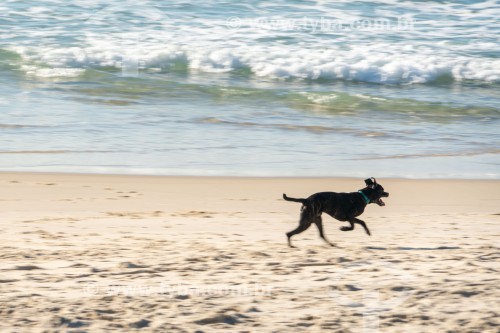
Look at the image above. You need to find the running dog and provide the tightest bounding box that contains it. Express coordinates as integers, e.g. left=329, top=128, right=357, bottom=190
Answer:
left=283, top=178, right=389, bottom=247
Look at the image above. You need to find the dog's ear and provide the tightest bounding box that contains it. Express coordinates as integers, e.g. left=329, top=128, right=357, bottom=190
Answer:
left=364, top=178, right=374, bottom=186
left=371, top=177, right=377, bottom=185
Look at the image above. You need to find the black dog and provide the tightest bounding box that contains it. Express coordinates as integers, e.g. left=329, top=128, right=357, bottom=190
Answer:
left=283, top=178, right=389, bottom=247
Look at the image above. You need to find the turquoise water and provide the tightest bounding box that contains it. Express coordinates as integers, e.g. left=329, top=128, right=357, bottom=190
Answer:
left=0, top=0, right=499, bottom=178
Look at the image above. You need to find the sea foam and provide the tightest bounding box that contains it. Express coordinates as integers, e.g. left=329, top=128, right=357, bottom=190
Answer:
left=4, top=0, right=499, bottom=84
left=10, top=42, right=500, bottom=84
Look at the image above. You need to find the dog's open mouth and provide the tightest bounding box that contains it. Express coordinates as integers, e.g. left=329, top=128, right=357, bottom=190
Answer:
left=376, top=192, right=389, bottom=206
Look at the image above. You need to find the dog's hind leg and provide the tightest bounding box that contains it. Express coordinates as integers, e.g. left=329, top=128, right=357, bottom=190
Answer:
left=286, top=206, right=313, bottom=247
left=352, top=217, right=371, bottom=236
left=286, top=222, right=312, bottom=248
left=313, top=216, right=335, bottom=247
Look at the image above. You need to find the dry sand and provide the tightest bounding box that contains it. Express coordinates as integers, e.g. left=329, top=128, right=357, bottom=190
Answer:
left=0, top=173, right=498, bottom=332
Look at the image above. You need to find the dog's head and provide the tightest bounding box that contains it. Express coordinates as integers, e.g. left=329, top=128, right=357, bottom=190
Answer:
left=364, top=177, right=389, bottom=206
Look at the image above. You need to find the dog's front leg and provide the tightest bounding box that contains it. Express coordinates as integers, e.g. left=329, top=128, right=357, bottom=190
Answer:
left=340, top=221, right=354, bottom=232
left=352, top=218, right=371, bottom=236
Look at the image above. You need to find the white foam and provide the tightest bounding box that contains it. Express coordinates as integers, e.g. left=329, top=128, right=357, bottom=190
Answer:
left=13, top=41, right=500, bottom=84
left=6, top=0, right=500, bottom=85
left=21, top=65, right=85, bottom=78
left=299, top=92, right=339, bottom=104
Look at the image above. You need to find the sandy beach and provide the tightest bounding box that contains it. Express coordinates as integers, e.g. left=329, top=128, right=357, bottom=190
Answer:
left=0, top=173, right=498, bottom=332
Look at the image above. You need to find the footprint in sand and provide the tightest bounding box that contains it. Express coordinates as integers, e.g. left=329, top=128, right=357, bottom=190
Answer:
left=105, top=211, right=164, bottom=219
left=172, top=211, right=216, bottom=218
left=104, top=189, right=142, bottom=200
left=118, top=262, right=148, bottom=269
left=13, top=265, right=43, bottom=270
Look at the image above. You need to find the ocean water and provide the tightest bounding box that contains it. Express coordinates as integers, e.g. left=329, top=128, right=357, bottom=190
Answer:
left=0, top=0, right=499, bottom=178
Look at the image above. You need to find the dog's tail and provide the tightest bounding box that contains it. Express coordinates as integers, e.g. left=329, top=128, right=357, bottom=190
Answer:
left=283, top=193, right=307, bottom=204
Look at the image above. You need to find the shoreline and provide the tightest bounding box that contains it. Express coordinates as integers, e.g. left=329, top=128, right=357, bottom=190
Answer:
left=2, top=170, right=499, bottom=181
